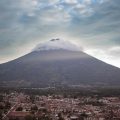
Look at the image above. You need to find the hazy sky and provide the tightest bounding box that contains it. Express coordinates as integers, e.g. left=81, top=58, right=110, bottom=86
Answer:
left=0, top=0, right=120, bottom=68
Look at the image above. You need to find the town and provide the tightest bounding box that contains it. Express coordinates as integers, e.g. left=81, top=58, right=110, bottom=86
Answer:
left=0, top=91, right=120, bottom=120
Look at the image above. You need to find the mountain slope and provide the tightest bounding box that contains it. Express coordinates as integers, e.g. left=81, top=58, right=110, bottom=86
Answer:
left=0, top=48, right=120, bottom=87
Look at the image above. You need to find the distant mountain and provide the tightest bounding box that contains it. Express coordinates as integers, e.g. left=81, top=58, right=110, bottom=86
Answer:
left=0, top=39, right=120, bottom=88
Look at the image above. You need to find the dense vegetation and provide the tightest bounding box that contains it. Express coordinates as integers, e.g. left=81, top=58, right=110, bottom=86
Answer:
left=0, top=87, right=120, bottom=97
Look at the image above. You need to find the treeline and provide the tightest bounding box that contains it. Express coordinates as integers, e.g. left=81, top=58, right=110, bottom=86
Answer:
left=0, top=87, right=120, bottom=97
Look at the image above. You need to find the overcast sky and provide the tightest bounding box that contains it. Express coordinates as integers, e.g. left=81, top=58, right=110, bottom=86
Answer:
left=0, top=0, right=120, bottom=68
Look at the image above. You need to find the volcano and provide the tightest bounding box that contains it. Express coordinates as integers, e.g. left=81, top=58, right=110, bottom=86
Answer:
left=0, top=39, right=120, bottom=88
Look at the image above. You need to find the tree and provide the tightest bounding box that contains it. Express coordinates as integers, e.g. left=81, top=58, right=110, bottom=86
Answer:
left=0, top=95, right=3, bottom=102
left=0, top=104, right=4, bottom=109
left=5, top=101, right=11, bottom=109
left=0, top=110, right=3, bottom=119
left=31, top=105, right=38, bottom=111
left=30, top=95, right=35, bottom=103
left=105, top=110, right=114, bottom=120
left=80, top=112, right=88, bottom=119
left=16, top=106, right=23, bottom=111
left=58, top=113, right=64, bottom=120
left=38, top=115, right=52, bottom=120
left=25, top=115, right=36, bottom=120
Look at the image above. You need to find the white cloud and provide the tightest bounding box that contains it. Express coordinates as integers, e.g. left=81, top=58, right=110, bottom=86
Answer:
left=38, top=5, right=71, bottom=24
left=64, top=0, right=78, bottom=5
left=33, top=38, right=82, bottom=51
left=108, top=46, right=120, bottom=56
left=83, top=0, right=92, bottom=5
left=75, top=4, right=94, bottom=17
left=47, top=0, right=60, bottom=4
left=85, top=47, right=120, bottom=68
